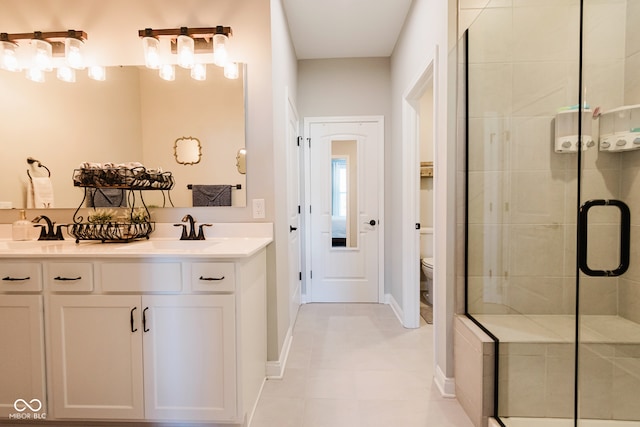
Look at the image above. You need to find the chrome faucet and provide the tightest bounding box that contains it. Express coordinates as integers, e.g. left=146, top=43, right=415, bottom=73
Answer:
left=32, top=215, right=65, bottom=240
left=175, top=215, right=212, bottom=240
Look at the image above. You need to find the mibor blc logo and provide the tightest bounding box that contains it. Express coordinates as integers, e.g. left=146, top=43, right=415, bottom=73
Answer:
left=10, top=398, right=46, bottom=420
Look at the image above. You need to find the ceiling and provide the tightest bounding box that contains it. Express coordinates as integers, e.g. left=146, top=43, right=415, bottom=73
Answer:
left=281, top=0, right=413, bottom=60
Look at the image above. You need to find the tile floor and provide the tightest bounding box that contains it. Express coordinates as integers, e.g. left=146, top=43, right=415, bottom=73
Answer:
left=251, top=303, right=475, bottom=427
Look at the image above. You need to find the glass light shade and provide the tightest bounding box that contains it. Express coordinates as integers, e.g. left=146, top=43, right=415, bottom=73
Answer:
left=64, top=37, right=84, bottom=69
left=159, top=64, right=175, bottom=81
left=31, top=39, right=53, bottom=71
left=142, top=36, right=161, bottom=69
left=190, top=63, right=206, bottom=81
left=177, top=35, right=195, bottom=69
left=224, top=62, right=239, bottom=80
left=57, top=66, right=76, bottom=82
left=0, top=41, right=20, bottom=71
left=88, top=65, right=106, bottom=81
left=25, top=67, right=45, bottom=83
left=213, top=34, right=228, bottom=67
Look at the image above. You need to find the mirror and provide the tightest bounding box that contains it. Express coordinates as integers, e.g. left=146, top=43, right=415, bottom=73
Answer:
left=331, top=139, right=358, bottom=248
left=0, top=64, right=246, bottom=209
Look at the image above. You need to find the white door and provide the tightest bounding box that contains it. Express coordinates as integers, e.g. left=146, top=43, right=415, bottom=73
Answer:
left=143, top=295, right=236, bottom=421
left=49, top=295, right=144, bottom=419
left=307, top=117, right=383, bottom=302
left=286, top=95, right=302, bottom=320
left=0, top=295, right=46, bottom=418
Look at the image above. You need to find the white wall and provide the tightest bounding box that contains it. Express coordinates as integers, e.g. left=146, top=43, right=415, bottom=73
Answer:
left=390, top=0, right=458, bottom=394
left=269, top=0, right=299, bottom=362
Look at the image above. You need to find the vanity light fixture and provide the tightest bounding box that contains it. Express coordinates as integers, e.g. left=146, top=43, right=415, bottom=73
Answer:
left=177, top=27, right=195, bottom=69
left=30, top=35, right=53, bottom=71
left=224, top=62, right=239, bottom=80
left=56, top=65, right=76, bottom=83
left=212, top=30, right=228, bottom=67
left=191, top=62, right=206, bottom=81
left=0, top=30, right=102, bottom=82
left=159, top=63, right=176, bottom=81
left=25, top=66, right=45, bottom=83
left=138, top=26, right=234, bottom=79
left=87, top=65, right=106, bottom=81
left=0, top=36, right=20, bottom=71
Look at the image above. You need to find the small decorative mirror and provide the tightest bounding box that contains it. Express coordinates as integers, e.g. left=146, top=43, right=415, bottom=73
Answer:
left=174, top=136, right=202, bottom=165
left=236, top=148, right=247, bottom=174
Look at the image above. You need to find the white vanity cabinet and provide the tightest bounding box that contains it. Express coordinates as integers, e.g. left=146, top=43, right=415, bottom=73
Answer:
left=46, top=251, right=267, bottom=425
left=48, top=294, right=237, bottom=421
left=0, top=262, right=46, bottom=418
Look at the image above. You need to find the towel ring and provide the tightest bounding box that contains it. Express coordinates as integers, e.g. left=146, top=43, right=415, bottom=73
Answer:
left=26, top=157, right=51, bottom=180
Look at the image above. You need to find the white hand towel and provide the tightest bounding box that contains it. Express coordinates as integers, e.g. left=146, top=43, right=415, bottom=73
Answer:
left=28, top=177, right=55, bottom=208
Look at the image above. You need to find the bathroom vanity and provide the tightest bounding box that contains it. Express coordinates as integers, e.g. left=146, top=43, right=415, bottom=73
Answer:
left=0, top=223, right=271, bottom=426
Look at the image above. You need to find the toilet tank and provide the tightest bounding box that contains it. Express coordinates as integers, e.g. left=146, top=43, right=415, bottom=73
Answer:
left=420, top=227, right=433, bottom=259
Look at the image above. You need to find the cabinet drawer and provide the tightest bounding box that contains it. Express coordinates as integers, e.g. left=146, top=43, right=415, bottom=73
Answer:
left=0, top=262, right=42, bottom=292
left=191, top=262, right=235, bottom=292
left=46, top=262, right=94, bottom=292
left=100, top=262, right=182, bottom=292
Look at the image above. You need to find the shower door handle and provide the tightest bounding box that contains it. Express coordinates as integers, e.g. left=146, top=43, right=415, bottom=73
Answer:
left=578, top=199, right=630, bottom=277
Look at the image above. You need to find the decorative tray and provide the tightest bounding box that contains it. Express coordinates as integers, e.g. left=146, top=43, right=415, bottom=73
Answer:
left=72, top=167, right=174, bottom=190
left=68, top=221, right=154, bottom=243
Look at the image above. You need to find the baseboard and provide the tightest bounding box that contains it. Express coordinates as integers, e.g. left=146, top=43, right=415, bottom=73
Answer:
left=385, top=293, right=404, bottom=324
left=265, top=326, right=293, bottom=379
left=247, top=376, right=267, bottom=427
left=434, top=364, right=456, bottom=398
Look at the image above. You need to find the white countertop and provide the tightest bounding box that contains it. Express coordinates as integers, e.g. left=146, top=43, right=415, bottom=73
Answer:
left=0, top=223, right=273, bottom=259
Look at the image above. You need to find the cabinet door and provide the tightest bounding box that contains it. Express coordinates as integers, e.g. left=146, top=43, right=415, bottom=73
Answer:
left=0, top=295, right=46, bottom=418
left=48, top=295, right=144, bottom=419
left=143, top=294, right=237, bottom=421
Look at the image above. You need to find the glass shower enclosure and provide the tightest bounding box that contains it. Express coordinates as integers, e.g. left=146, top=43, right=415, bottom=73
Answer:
left=464, top=0, right=640, bottom=425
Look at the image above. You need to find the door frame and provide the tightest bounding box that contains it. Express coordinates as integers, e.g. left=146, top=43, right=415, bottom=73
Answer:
left=302, top=116, right=385, bottom=303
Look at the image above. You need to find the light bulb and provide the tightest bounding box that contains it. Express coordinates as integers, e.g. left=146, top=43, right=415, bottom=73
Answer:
left=213, top=33, right=228, bottom=67
left=191, top=63, right=206, bottom=81
left=159, top=64, right=175, bottom=81
left=142, top=36, right=161, bottom=69
left=57, top=66, right=76, bottom=82
left=88, top=65, right=106, bottom=81
left=177, top=34, right=195, bottom=69
left=0, top=41, right=20, bottom=71
left=65, top=37, right=84, bottom=69
left=224, top=62, right=239, bottom=79
left=31, top=38, right=53, bottom=71
left=25, top=67, right=45, bottom=83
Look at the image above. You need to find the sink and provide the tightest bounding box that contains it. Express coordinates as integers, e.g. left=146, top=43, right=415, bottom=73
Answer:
left=115, top=239, right=221, bottom=252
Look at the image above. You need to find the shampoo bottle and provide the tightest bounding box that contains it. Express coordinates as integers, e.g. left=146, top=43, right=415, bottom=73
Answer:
left=12, top=210, right=31, bottom=241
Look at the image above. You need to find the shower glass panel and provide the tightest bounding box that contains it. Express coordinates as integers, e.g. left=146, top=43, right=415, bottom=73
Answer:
left=464, top=0, right=640, bottom=425
left=578, top=1, right=639, bottom=425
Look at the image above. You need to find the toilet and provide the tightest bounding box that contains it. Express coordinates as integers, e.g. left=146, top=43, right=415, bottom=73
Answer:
left=420, top=227, right=434, bottom=305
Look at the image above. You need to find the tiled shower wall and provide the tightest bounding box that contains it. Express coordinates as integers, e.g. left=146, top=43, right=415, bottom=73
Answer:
left=466, top=0, right=640, bottom=320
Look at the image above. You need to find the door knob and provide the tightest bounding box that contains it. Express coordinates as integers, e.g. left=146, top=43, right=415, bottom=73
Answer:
left=290, top=225, right=298, bottom=232
left=367, top=220, right=376, bottom=226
